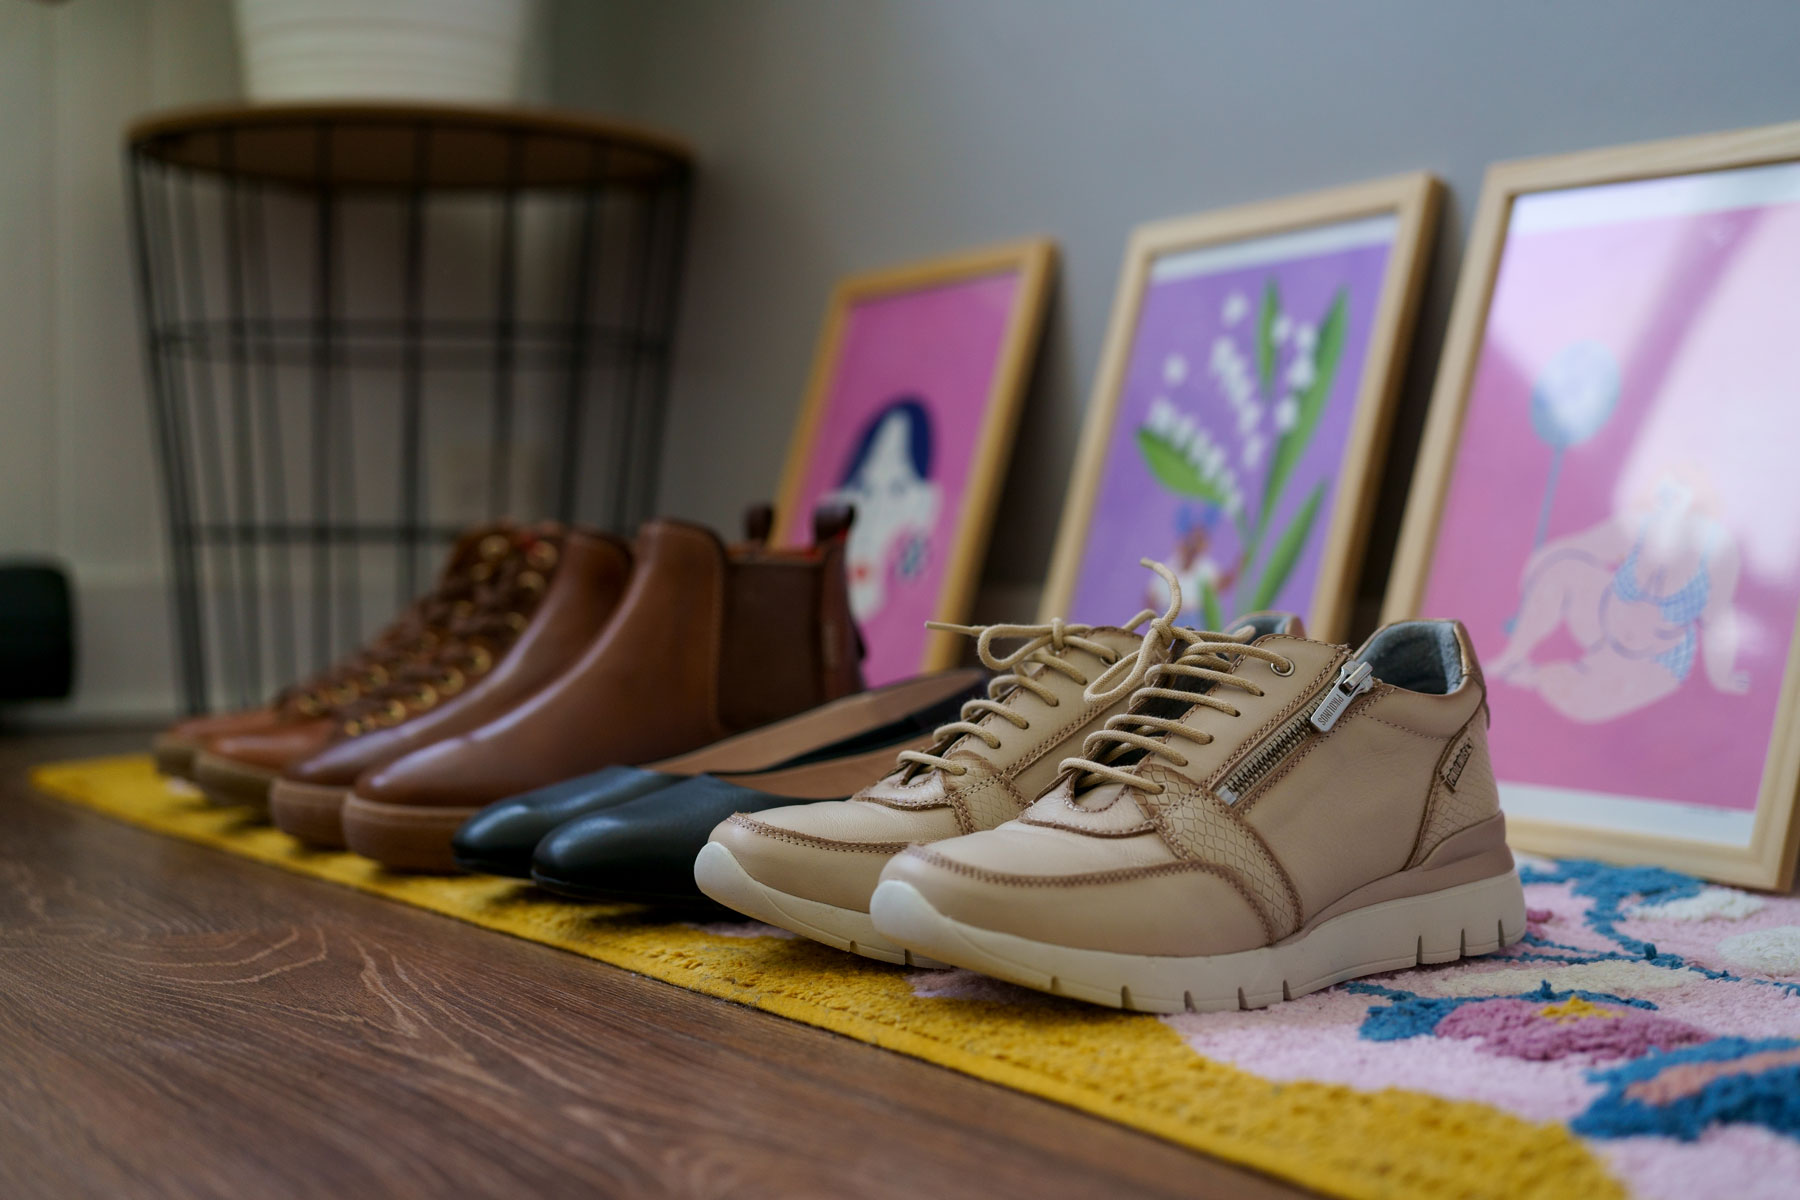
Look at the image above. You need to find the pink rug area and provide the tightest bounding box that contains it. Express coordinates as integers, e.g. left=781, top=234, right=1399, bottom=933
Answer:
left=912, top=857, right=1800, bottom=1199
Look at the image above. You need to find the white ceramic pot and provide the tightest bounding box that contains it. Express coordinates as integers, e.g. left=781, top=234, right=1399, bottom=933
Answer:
left=234, top=0, right=541, bottom=104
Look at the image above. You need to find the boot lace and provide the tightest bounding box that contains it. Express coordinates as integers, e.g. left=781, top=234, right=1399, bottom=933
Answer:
left=1062, top=560, right=1293, bottom=794
left=278, top=528, right=521, bottom=716
left=336, top=536, right=559, bottom=736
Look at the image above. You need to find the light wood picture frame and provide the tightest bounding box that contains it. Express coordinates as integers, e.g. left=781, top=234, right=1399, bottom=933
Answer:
left=1042, top=173, right=1441, bottom=641
left=772, top=238, right=1056, bottom=684
left=1384, top=120, right=1800, bottom=889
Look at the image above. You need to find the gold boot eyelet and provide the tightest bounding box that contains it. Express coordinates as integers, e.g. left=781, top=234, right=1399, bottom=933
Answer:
left=1271, top=659, right=1295, bottom=677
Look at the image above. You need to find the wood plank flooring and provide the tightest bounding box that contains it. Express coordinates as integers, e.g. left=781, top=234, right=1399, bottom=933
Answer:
left=0, top=729, right=1313, bottom=1199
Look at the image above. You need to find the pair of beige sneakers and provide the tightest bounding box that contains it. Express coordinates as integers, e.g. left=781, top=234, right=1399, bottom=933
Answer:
left=696, top=562, right=1525, bottom=1013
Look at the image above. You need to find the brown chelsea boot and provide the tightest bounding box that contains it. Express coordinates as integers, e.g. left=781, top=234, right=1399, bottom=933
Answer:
left=340, top=508, right=866, bottom=872
left=266, top=528, right=634, bottom=848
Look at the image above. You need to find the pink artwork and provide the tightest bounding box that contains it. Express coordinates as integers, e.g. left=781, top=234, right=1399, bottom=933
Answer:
left=780, top=261, right=1043, bottom=685
left=1420, top=163, right=1800, bottom=843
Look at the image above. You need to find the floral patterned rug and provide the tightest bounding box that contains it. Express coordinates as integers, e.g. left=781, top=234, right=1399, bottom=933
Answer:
left=33, top=756, right=1800, bottom=1200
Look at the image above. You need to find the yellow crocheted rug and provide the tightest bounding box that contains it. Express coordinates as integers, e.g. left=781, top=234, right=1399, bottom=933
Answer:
left=40, top=756, right=1800, bottom=1200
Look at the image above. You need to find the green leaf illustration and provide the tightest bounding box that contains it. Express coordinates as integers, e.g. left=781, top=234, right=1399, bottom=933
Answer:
left=1259, top=288, right=1346, bottom=536
left=1256, top=279, right=1280, bottom=398
left=1250, top=479, right=1326, bottom=612
left=1200, top=579, right=1225, bottom=632
left=1135, top=425, right=1230, bottom=507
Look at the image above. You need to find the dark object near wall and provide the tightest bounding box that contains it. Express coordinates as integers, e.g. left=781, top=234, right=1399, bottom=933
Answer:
left=0, top=563, right=74, bottom=702
left=126, top=104, right=695, bottom=714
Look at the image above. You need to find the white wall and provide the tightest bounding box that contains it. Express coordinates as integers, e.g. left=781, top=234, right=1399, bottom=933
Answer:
left=0, top=0, right=560, bottom=723
left=0, top=0, right=241, bottom=721
left=549, top=0, right=1800, bottom=629
left=11, top=0, right=1800, bottom=720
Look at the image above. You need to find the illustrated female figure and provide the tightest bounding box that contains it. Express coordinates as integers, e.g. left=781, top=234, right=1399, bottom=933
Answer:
left=823, top=396, right=941, bottom=621
left=1489, top=471, right=1750, bottom=723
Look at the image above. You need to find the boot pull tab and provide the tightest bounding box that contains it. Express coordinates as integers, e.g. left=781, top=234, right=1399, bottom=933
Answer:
left=812, top=502, right=856, bottom=546
left=741, top=502, right=774, bottom=546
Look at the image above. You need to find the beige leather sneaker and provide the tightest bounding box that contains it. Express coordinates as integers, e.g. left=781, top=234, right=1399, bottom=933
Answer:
left=869, top=616, right=1526, bottom=1012
left=696, top=575, right=1301, bottom=966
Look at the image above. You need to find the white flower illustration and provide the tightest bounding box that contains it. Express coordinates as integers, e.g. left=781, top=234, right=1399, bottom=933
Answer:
left=1163, top=354, right=1188, bottom=386
left=1275, top=396, right=1299, bottom=432
left=1272, top=313, right=1292, bottom=344
left=1286, top=353, right=1316, bottom=392
left=1244, top=434, right=1268, bottom=469
left=1294, top=323, right=1317, bottom=354
left=1223, top=292, right=1248, bottom=325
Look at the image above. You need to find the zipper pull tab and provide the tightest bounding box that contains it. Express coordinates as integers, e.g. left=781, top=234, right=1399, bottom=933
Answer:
left=1310, top=660, right=1375, bottom=732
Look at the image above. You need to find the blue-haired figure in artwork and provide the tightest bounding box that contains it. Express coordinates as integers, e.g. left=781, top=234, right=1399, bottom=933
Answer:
left=824, top=395, right=941, bottom=621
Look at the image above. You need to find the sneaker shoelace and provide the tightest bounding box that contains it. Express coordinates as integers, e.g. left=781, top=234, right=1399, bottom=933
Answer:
left=1064, top=559, right=1294, bottom=795
left=891, top=606, right=1172, bottom=779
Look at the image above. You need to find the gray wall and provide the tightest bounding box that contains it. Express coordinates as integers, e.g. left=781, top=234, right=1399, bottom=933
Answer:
left=553, top=0, right=1800, bottom=625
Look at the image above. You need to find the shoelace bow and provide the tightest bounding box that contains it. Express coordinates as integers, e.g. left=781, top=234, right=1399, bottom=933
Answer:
left=892, top=610, right=1164, bottom=778
left=1062, top=559, right=1294, bottom=795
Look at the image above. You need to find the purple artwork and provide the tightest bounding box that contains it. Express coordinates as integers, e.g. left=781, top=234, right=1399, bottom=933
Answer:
left=1066, top=217, right=1396, bottom=628
left=1420, top=162, right=1800, bottom=844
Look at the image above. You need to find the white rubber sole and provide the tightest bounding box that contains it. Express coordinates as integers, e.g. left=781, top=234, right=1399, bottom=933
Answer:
left=869, top=870, right=1527, bottom=1014
left=693, top=842, right=949, bottom=969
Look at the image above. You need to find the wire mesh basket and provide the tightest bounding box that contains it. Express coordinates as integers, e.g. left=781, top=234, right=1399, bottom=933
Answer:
left=126, top=104, right=693, bottom=713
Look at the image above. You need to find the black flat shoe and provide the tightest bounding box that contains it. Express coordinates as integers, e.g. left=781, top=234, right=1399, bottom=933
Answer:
left=529, top=743, right=908, bottom=904
left=451, top=670, right=982, bottom=876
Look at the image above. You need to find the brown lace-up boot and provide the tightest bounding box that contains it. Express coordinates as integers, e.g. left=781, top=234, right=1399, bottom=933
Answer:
left=266, top=527, right=635, bottom=847
left=340, top=507, right=865, bottom=872
left=151, top=525, right=510, bottom=780
left=189, top=525, right=554, bottom=809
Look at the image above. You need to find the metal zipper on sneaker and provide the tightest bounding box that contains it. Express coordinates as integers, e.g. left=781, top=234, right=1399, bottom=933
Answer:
left=1216, top=659, right=1375, bottom=805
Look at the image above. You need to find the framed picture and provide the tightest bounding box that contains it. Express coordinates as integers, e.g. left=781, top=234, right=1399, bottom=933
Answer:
left=773, top=239, right=1056, bottom=684
left=1385, top=121, right=1800, bottom=889
left=1042, top=174, right=1441, bottom=640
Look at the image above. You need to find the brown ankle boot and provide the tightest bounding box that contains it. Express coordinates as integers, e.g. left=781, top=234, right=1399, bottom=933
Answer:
left=189, top=525, right=570, bottom=809
left=340, top=510, right=865, bottom=872
left=265, top=529, right=634, bottom=848
left=154, top=524, right=516, bottom=780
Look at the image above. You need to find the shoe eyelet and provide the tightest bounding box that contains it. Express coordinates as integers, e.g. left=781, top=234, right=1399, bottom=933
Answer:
left=1271, top=659, right=1295, bottom=677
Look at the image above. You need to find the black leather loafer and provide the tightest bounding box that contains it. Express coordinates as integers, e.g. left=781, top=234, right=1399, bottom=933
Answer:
left=529, top=740, right=914, bottom=904
left=451, top=766, right=678, bottom=876
left=530, top=776, right=816, bottom=905
left=450, top=670, right=982, bottom=877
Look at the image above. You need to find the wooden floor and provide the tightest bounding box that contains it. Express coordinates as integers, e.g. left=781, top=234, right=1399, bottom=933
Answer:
left=0, top=728, right=1313, bottom=1200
